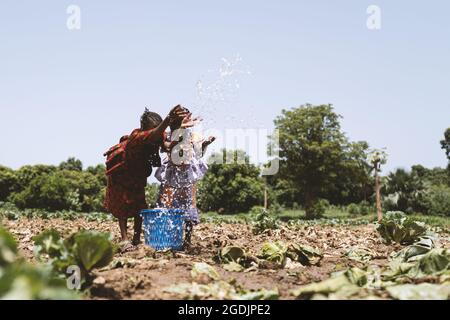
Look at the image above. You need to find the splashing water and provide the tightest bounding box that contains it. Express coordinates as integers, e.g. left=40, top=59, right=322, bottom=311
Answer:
left=192, top=54, right=251, bottom=130
left=145, top=56, right=259, bottom=249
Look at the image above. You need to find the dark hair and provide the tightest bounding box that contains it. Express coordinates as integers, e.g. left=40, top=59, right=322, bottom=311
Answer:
left=141, top=108, right=163, bottom=130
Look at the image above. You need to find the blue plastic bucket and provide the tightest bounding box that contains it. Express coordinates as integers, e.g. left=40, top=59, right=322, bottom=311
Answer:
left=140, top=209, right=186, bottom=250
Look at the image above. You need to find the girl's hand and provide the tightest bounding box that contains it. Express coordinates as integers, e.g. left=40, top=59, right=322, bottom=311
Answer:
left=168, top=105, right=190, bottom=122
left=180, top=114, right=202, bottom=128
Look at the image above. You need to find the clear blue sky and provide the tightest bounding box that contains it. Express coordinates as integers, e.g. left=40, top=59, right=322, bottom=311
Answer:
left=1, top=1, right=449, bottom=173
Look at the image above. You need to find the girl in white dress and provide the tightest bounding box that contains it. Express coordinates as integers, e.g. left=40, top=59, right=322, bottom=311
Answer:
left=155, top=110, right=215, bottom=247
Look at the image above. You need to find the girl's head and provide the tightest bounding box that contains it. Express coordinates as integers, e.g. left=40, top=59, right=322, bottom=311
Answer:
left=141, top=108, right=163, bottom=130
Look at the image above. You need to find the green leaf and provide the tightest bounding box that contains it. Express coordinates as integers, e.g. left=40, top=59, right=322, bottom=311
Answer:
left=344, top=267, right=368, bottom=286
left=32, top=229, right=63, bottom=259
left=0, top=259, right=78, bottom=300
left=258, top=241, right=288, bottom=267
left=191, top=262, right=221, bottom=281
left=288, top=243, right=323, bottom=266
left=220, top=246, right=245, bottom=263
left=72, top=231, right=114, bottom=271
left=237, top=288, right=279, bottom=300
left=291, top=274, right=359, bottom=299
left=376, top=211, right=427, bottom=244
left=345, top=246, right=375, bottom=263
left=387, top=283, right=450, bottom=300
left=223, top=262, right=244, bottom=272
left=415, top=249, right=450, bottom=276
left=0, top=227, right=17, bottom=267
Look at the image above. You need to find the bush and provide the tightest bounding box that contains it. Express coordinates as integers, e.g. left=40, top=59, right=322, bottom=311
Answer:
left=251, top=207, right=280, bottom=235
left=423, top=185, right=450, bottom=216
left=347, top=201, right=372, bottom=216
left=197, top=150, right=265, bottom=214
left=307, top=199, right=329, bottom=219
left=0, top=166, right=18, bottom=202
left=347, top=203, right=359, bottom=215
left=10, top=169, right=105, bottom=212
left=11, top=173, right=73, bottom=211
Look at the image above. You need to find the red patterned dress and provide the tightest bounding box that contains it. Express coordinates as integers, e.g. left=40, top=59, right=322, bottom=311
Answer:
left=104, top=128, right=164, bottom=219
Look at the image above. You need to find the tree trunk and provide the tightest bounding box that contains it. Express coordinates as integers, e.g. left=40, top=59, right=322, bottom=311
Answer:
left=375, top=170, right=382, bottom=221
left=304, top=192, right=315, bottom=219
left=264, top=185, right=268, bottom=210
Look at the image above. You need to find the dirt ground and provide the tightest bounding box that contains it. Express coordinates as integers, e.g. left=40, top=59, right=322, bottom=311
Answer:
left=3, top=216, right=418, bottom=300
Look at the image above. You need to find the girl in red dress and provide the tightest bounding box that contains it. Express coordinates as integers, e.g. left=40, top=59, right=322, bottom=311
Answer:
left=104, top=105, right=193, bottom=251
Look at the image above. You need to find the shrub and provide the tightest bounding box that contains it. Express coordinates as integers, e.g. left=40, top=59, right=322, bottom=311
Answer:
left=10, top=169, right=104, bottom=212
left=347, top=203, right=359, bottom=216
left=251, top=207, right=280, bottom=235
left=348, top=201, right=372, bottom=216
left=11, top=173, right=73, bottom=211
left=307, top=199, right=329, bottom=219
left=197, top=150, right=265, bottom=214
left=0, top=166, right=18, bottom=202
left=423, top=185, right=450, bottom=216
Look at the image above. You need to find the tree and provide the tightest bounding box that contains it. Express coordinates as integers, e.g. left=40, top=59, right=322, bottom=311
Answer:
left=0, top=166, right=18, bottom=201
left=86, top=164, right=107, bottom=186
left=384, top=167, right=424, bottom=214
left=11, top=172, right=72, bottom=211
left=197, top=150, right=265, bottom=214
left=10, top=166, right=104, bottom=212
left=423, top=184, right=450, bottom=216
left=368, top=149, right=387, bottom=221
left=14, top=165, right=57, bottom=192
left=440, top=128, right=450, bottom=161
left=59, top=157, right=83, bottom=171
left=272, top=104, right=371, bottom=218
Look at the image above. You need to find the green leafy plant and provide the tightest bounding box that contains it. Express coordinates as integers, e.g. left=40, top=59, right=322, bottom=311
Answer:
left=214, top=246, right=258, bottom=271
left=376, top=211, right=427, bottom=244
left=258, top=241, right=288, bottom=267
left=287, top=243, right=323, bottom=266
left=33, top=229, right=115, bottom=287
left=291, top=268, right=366, bottom=299
left=258, top=241, right=323, bottom=268
left=251, top=207, right=280, bottom=235
left=0, top=226, right=78, bottom=300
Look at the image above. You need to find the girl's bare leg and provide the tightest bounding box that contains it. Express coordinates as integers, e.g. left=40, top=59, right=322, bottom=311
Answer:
left=183, top=184, right=196, bottom=249
left=184, top=221, right=193, bottom=248
left=132, top=215, right=142, bottom=245
left=119, top=218, right=128, bottom=242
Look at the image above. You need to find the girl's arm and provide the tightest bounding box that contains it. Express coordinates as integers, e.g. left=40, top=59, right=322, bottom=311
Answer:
left=136, top=105, right=191, bottom=145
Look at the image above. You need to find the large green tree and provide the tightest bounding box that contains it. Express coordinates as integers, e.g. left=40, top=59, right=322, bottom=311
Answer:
left=197, top=149, right=265, bottom=214
left=59, top=157, right=83, bottom=172
left=272, top=104, right=371, bottom=218
left=440, top=128, right=450, bottom=161
left=0, top=166, right=18, bottom=202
